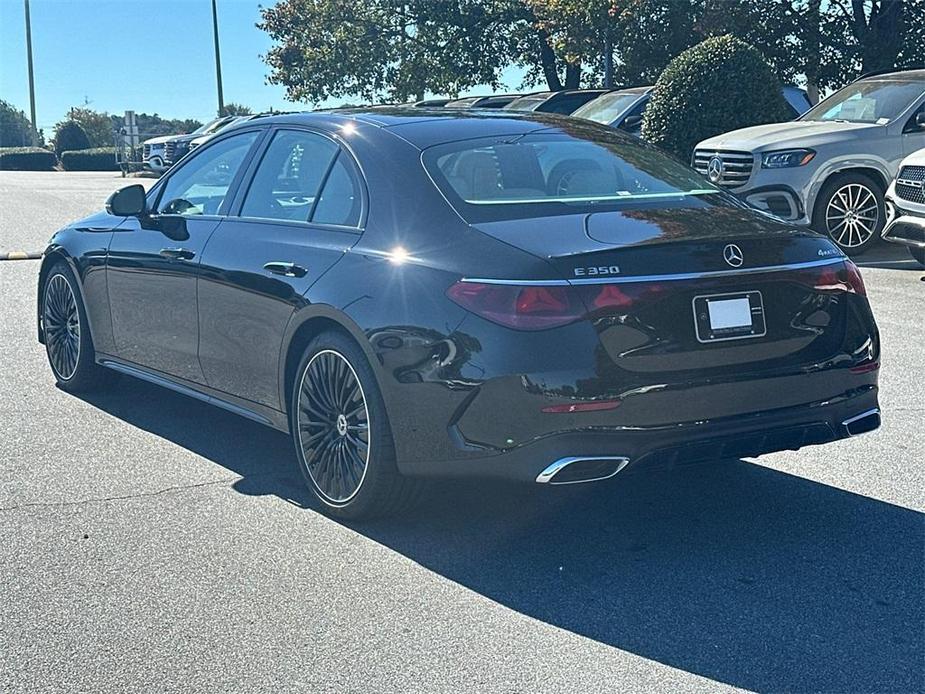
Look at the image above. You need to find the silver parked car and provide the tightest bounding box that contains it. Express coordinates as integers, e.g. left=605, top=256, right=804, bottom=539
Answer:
left=694, top=69, right=925, bottom=254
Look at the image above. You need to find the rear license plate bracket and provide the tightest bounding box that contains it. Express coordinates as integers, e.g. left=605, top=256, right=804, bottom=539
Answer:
left=692, top=291, right=766, bottom=343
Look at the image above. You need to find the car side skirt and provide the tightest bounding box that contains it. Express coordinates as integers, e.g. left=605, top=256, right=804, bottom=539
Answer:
left=96, top=354, right=290, bottom=433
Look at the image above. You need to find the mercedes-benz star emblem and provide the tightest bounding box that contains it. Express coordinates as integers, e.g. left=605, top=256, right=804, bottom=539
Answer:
left=707, top=156, right=724, bottom=183
left=723, top=243, right=744, bottom=268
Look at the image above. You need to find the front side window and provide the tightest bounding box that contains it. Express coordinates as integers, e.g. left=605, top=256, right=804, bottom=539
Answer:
left=157, top=130, right=259, bottom=216
left=240, top=130, right=339, bottom=223
left=801, top=79, right=925, bottom=124
left=424, top=128, right=719, bottom=222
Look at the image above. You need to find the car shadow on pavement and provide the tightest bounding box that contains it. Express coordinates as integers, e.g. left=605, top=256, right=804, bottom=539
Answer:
left=77, top=377, right=924, bottom=693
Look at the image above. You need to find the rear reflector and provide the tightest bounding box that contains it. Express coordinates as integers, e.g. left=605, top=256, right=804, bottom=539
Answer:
left=541, top=400, right=622, bottom=413
left=849, top=361, right=879, bottom=374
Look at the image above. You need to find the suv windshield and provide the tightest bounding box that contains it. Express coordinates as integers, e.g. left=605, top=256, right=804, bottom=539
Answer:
left=801, top=78, right=925, bottom=123
left=423, top=128, right=719, bottom=222
left=573, top=92, right=644, bottom=125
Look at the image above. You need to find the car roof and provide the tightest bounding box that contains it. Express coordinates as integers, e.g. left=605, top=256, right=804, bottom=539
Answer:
left=858, top=69, right=925, bottom=81
left=608, top=85, right=654, bottom=95
left=236, top=108, right=578, bottom=149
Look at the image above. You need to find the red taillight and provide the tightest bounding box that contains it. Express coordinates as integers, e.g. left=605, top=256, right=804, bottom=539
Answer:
left=447, top=279, right=667, bottom=330
left=446, top=282, right=584, bottom=330
left=802, top=260, right=867, bottom=296
left=843, top=260, right=867, bottom=296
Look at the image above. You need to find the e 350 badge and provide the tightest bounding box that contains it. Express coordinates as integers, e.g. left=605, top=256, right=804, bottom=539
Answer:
left=574, top=265, right=621, bottom=277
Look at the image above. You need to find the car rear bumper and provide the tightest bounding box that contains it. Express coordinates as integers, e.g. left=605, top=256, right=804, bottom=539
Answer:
left=398, top=381, right=880, bottom=483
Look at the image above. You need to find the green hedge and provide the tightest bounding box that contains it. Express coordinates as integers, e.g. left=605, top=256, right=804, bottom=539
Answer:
left=0, top=147, right=57, bottom=171
left=642, top=35, right=793, bottom=161
left=60, top=147, right=119, bottom=171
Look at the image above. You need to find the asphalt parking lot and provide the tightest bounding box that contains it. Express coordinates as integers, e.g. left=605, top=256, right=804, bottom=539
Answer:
left=1, top=171, right=922, bottom=693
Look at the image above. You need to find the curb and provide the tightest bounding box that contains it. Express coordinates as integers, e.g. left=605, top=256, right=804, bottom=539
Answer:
left=1, top=251, right=43, bottom=261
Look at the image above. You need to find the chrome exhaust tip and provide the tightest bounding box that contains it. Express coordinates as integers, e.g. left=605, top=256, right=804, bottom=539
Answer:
left=536, top=456, right=630, bottom=485
left=841, top=408, right=881, bottom=437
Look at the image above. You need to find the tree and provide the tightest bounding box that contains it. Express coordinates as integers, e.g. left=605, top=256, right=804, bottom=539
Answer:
left=260, top=0, right=522, bottom=103
left=66, top=106, right=114, bottom=148
left=610, top=0, right=699, bottom=86
left=0, top=100, right=36, bottom=147
left=642, top=35, right=793, bottom=160
left=52, top=120, right=91, bottom=156
left=129, top=113, right=204, bottom=138
left=258, top=0, right=925, bottom=105
left=526, top=0, right=616, bottom=88
left=220, top=103, right=254, bottom=116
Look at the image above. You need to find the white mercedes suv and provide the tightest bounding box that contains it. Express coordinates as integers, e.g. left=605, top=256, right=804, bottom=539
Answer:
left=884, top=147, right=925, bottom=267
left=694, top=69, right=925, bottom=255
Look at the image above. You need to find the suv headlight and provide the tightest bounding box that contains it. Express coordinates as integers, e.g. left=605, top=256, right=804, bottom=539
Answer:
left=761, top=149, right=816, bottom=169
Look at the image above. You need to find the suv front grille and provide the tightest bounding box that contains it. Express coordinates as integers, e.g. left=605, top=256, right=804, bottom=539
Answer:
left=142, top=144, right=151, bottom=160
left=693, top=150, right=754, bottom=188
left=164, top=140, right=177, bottom=164
left=896, top=165, right=925, bottom=205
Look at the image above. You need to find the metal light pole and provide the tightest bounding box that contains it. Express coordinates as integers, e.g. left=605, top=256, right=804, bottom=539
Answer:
left=211, top=0, right=225, bottom=116
left=23, top=0, right=38, bottom=144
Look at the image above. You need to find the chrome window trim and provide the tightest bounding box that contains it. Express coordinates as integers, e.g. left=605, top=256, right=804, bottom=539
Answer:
left=462, top=256, right=845, bottom=286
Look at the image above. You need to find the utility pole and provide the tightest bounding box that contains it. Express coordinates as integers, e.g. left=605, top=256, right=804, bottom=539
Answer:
left=23, top=0, right=38, bottom=144
left=211, top=0, right=225, bottom=116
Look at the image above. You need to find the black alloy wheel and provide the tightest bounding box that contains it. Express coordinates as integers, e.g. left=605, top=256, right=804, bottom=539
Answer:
left=42, top=263, right=116, bottom=392
left=291, top=332, right=422, bottom=519
left=43, top=273, right=81, bottom=382
left=297, top=348, right=371, bottom=504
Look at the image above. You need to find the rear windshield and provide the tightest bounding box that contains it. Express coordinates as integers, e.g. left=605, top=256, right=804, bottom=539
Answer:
left=504, top=95, right=548, bottom=111
left=573, top=92, right=645, bottom=124
left=423, top=128, right=719, bottom=222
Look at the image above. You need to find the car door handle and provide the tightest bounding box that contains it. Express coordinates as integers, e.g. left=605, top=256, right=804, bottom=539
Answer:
left=159, top=247, right=196, bottom=261
left=263, top=262, right=308, bottom=278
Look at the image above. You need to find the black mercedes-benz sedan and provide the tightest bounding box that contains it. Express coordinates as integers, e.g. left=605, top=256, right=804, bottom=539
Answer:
left=37, top=109, right=881, bottom=518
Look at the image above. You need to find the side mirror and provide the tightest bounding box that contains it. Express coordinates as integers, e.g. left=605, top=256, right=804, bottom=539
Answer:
left=917, top=112, right=925, bottom=129
left=106, top=184, right=147, bottom=217
left=621, top=115, right=643, bottom=130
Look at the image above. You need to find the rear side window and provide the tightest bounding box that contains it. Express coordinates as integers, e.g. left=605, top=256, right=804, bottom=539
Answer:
left=312, top=153, right=362, bottom=227
left=543, top=94, right=591, bottom=114
left=241, top=130, right=338, bottom=222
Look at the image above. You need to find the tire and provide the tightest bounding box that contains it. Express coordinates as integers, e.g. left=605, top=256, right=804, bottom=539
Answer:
left=909, top=245, right=925, bottom=268
left=289, top=331, right=423, bottom=520
left=41, top=262, right=117, bottom=392
left=812, top=173, right=884, bottom=256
